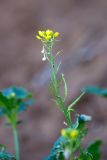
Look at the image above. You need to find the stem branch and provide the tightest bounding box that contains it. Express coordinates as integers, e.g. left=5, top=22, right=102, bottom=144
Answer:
left=13, top=125, right=20, bottom=160
left=50, top=46, right=72, bottom=126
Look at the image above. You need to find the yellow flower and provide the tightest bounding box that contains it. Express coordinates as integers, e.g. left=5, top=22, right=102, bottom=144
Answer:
left=36, top=29, right=60, bottom=42
left=54, top=32, right=59, bottom=38
left=45, top=35, right=52, bottom=42
left=36, top=35, right=42, bottom=40
left=46, top=29, right=53, bottom=36
left=70, top=129, right=79, bottom=139
left=38, top=31, right=45, bottom=37
left=61, top=129, right=67, bottom=137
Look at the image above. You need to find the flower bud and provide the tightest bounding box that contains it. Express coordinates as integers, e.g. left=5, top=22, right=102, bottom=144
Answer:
left=46, top=29, right=53, bottom=36
left=61, top=129, right=67, bottom=137
left=54, top=32, right=59, bottom=38
left=38, top=31, right=45, bottom=37
left=70, top=129, right=79, bottom=139
left=36, top=35, right=42, bottom=40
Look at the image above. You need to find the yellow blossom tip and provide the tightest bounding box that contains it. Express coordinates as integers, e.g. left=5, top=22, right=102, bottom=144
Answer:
left=70, top=129, right=79, bottom=139
left=38, top=31, right=45, bottom=37
left=46, top=35, right=52, bottom=41
left=61, top=129, right=67, bottom=137
left=36, top=35, right=42, bottom=40
left=54, top=32, right=59, bottom=38
left=46, top=29, right=53, bottom=36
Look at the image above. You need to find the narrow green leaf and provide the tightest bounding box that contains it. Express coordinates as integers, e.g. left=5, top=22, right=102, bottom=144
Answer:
left=49, top=83, right=56, bottom=97
left=55, top=50, right=63, bottom=57
left=56, top=62, right=61, bottom=73
left=45, top=136, right=65, bottom=160
left=52, top=99, right=63, bottom=111
left=61, top=73, right=68, bottom=102
left=68, top=92, right=85, bottom=111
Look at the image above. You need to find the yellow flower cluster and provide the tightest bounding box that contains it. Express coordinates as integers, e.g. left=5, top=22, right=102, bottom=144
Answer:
left=36, top=29, right=59, bottom=42
left=61, top=129, right=79, bottom=139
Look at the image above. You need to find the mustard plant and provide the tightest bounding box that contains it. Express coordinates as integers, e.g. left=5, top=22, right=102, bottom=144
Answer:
left=36, top=29, right=102, bottom=160
left=0, top=86, right=33, bottom=160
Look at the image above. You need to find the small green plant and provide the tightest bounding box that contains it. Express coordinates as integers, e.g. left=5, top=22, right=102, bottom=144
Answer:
left=0, top=86, right=33, bottom=160
left=0, top=29, right=103, bottom=160
left=36, top=29, right=102, bottom=160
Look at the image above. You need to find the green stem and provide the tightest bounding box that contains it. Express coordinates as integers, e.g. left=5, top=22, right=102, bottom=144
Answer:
left=50, top=46, right=72, bottom=126
left=13, top=125, right=20, bottom=160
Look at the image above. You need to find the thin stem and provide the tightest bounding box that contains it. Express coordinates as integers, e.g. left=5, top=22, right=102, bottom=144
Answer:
left=13, top=125, right=20, bottom=160
left=49, top=46, right=72, bottom=126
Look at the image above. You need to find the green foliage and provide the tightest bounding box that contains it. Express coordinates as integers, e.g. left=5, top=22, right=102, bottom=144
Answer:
left=83, top=86, right=107, bottom=97
left=87, top=140, right=102, bottom=160
left=45, top=114, right=101, bottom=160
left=0, top=86, right=34, bottom=160
left=77, top=152, right=93, bottom=160
left=61, top=73, right=68, bottom=102
left=0, top=29, right=104, bottom=160
left=0, top=145, right=16, bottom=160
left=0, top=152, right=16, bottom=160
left=2, top=86, right=32, bottom=99
left=68, top=92, right=85, bottom=112
left=0, top=86, right=33, bottom=118
left=36, top=29, right=103, bottom=160
left=45, top=137, right=65, bottom=160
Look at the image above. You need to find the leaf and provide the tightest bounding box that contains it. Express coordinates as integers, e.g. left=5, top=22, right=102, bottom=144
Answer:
left=18, top=100, right=34, bottom=112
left=73, top=114, right=92, bottom=129
left=0, top=87, right=34, bottom=118
left=78, top=152, right=93, bottom=160
left=0, top=108, right=6, bottom=117
left=79, top=114, right=92, bottom=122
left=87, top=140, right=102, bottom=160
left=83, top=86, right=107, bottom=97
left=55, top=50, right=63, bottom=57
left=0, top=92, right=10, bottom=109
left=49, top=83, right=56, bottom=97
left=0, top=152, right=16, bottom=160
left=13, top=86, right=32, bottom=99
left=56, top=62, right=61, bottom=73
left=2, top=86, right=32, bottom=99
left=45, top=136, right=65, bottom=160
left=61, top=73, right=67, bottom=102
left=68, top=92, right=85, bottom=111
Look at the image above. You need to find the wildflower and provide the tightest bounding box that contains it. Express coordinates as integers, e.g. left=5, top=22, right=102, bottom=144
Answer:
left=36, top=35, right=42, bottom=40
left=61, top=129, right=67, bottom=137
left=70, top=129, right=79, bottom=139
left=54, top=32, right=59, bottom=38
left=45, top=35, right=51, bottom=42
left=36, top=29, right=60, bottom=61
left=46, top=29, right=53, bottom=36
left=38, top=31, right=45, bottom=37
left=36, top=29, right=59, bottom=42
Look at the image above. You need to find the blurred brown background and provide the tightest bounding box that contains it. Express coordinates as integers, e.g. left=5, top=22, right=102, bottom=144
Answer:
left=0, top=0, right=107, bottom=159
